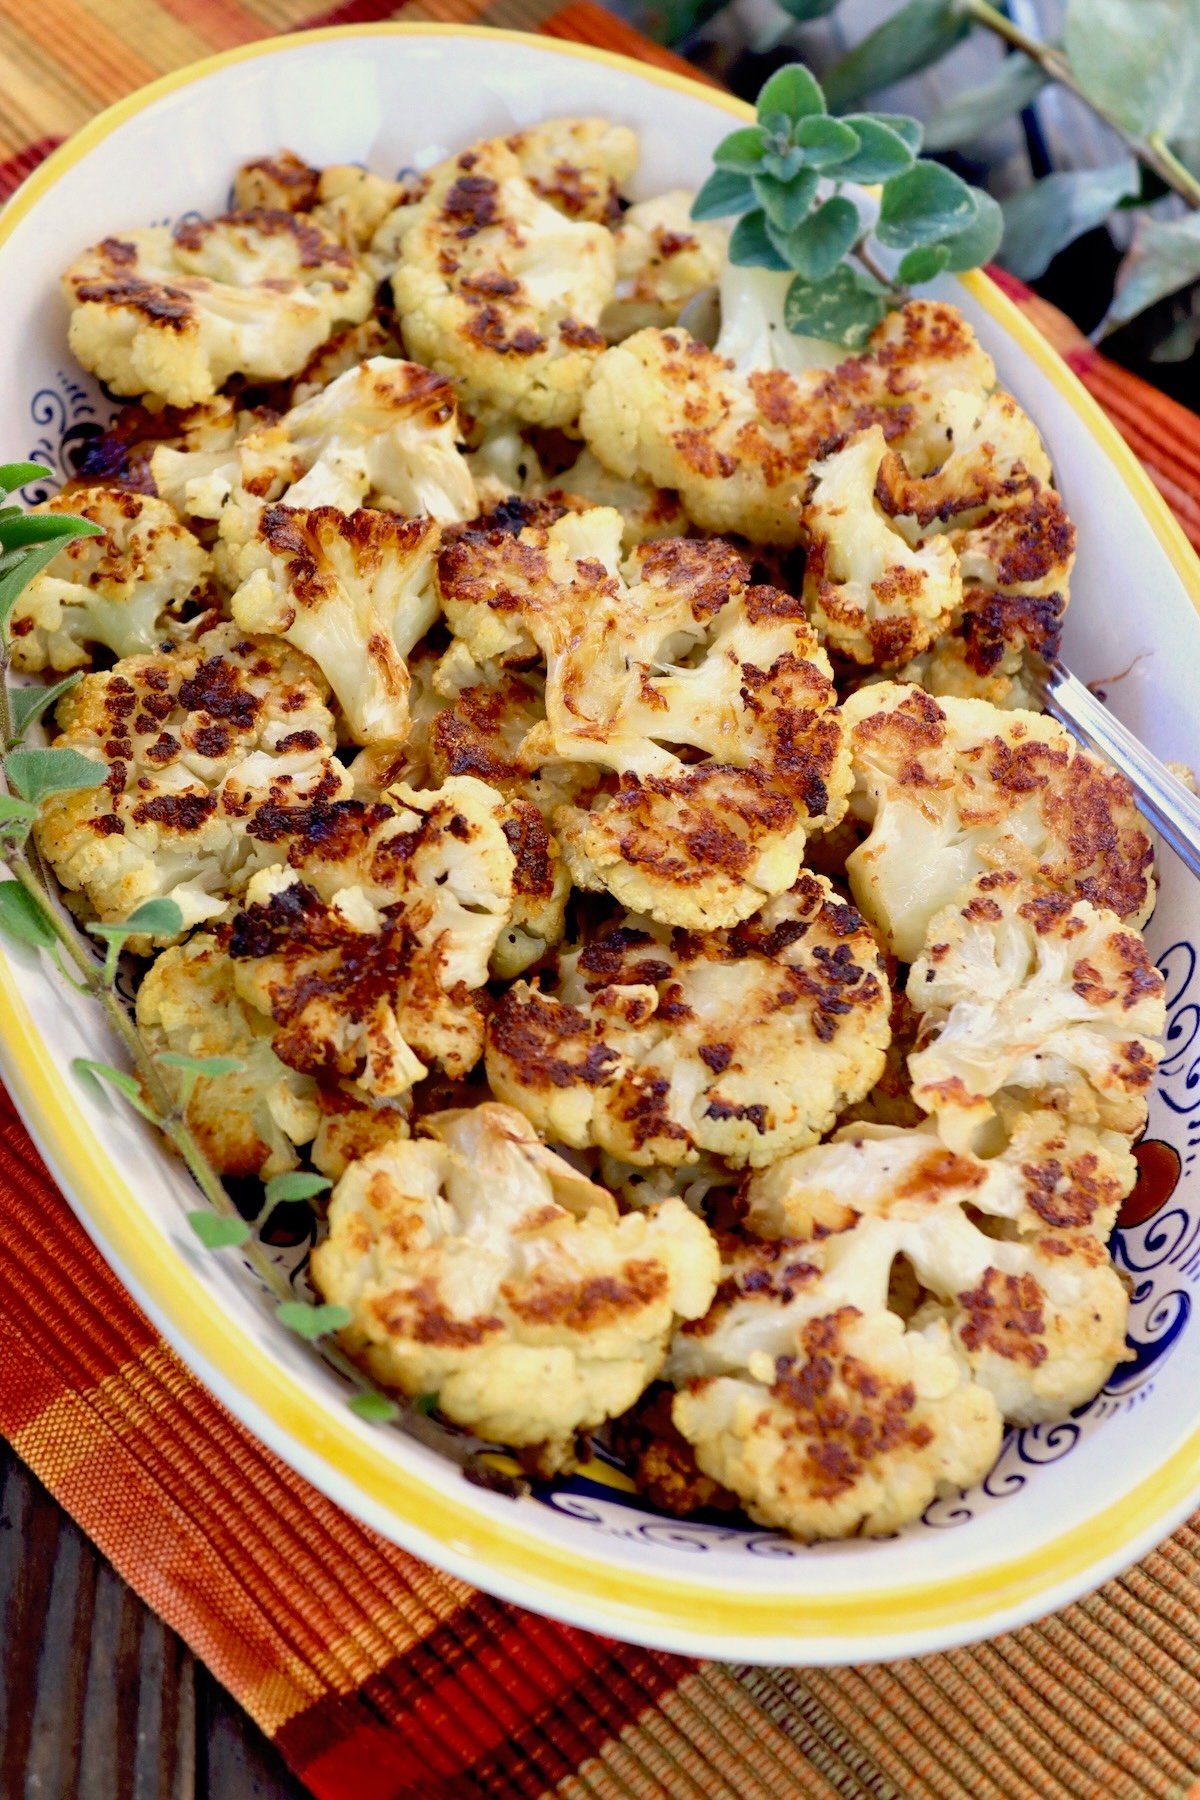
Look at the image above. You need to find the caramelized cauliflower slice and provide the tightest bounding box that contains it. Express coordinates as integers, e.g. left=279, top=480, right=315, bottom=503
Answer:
left=156, top=357, right=477, bottom=526
left=580, top=299, right=995, bottom=545
left=440, top=508, right=850, bottom=926
left=486, top=871, right=889, bottom=1168
left=136, top=933, right=319, bottom=1177
left=222, top=503, right=439, bottom=745
left=801, top=427, right=961, bottom=665
left=310, top=1086, right=412, bottom=1181
left=907, top=875, right=1165, bottom=1151
left=745, top=1122, right=1131, bottom=1423
left=668, top=1243, right=1001, bottom=1539
left=9, top=489, right=215, bottom=674
left=225, top=779, right=515, bottom=1097
left=601, top=191, right=727, bottom=341
left=63, top=210, right=374, bottom=406
left=375, top=135, right=617, bottom=428
left=34, top=625, right=350, bottom=938
left=230, top=150, right=420, bottom=253
left=309, top=1101, right=719, bottom=1469
left=505, top=118, right=637, bottom=222
left=842, top=683, right=1156, bottom=961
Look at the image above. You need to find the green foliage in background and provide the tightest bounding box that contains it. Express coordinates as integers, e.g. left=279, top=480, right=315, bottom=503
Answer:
left=680, top=0, right=1200, bottom=360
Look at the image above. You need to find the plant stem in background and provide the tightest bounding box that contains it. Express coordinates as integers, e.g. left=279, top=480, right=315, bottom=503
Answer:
left=962, top=0, right=1200, bottom=210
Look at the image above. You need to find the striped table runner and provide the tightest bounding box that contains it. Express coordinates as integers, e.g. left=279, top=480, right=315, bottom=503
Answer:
left=2, top=4, right=1200, bottom=1795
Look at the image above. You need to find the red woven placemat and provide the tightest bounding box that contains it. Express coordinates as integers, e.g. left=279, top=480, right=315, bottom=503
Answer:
left=2, top=5, right=1200, bottom=1796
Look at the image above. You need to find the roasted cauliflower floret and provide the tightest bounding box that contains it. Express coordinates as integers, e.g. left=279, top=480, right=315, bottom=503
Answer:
left=155, top=357, right=477, bottom=526
left=310, top=1101, right=719, bottom=1469
left=63, top=210, right=374, bottom=406
left=669, top=1248, right=1001, bottom=1539
left=309, top=1086, right=411, bottom=1181
left=745, top=1122, right=1131, bottom=1423
left=225, top=780, right=515, bottom=1097
left=439, top=509, right=849, bottom=926
left=9, top=488, right=215, bottom=674
left=136, top=933, right=319, bottom=1177
left=907, top=874, right=1165, bottom=1151
left=375, top=136, right=617, bottom=428
left=601, top=191, right=726, bottom=341
left=801, top=427, right=961, bottom=665
left=580, top=300, right=995, bottom=545
left=486, top=871, right=889, bottom=1168
left=842, top=683, right=1156, bottom=961
left=34, top=625, right=349, bottom=938
left=505, top=118, right=636, bottom=222
left=222, top=503, right=439, bottom=745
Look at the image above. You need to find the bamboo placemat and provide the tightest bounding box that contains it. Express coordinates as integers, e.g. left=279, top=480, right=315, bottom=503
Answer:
left=2, top=5, right=1200, bottom=1796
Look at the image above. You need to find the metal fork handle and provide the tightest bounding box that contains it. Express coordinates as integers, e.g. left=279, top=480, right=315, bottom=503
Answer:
left=1036, top=658, right=1200, bottom=880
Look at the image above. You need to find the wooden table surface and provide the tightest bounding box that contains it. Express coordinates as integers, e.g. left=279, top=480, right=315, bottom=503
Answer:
left=0, top=1442, right=307, bottom=1799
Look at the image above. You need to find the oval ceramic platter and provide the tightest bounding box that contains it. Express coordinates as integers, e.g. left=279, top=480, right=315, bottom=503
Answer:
left=0, top=23, right=1198, bottom=1666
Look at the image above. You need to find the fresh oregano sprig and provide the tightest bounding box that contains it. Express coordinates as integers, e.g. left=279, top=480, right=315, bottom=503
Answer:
left=0, top=463, right=399, bottom=1426
left=692, top=63, right=1002, bottom=349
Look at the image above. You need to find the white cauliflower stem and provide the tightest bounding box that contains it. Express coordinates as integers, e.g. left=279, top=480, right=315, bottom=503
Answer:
left=310, top=1102, right=719, bottom=1469
left=223, top=504, right=439, bottom=745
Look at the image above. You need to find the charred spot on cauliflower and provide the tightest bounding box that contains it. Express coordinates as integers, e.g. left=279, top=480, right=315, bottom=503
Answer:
left=486, top=870, right=889, bottom=1168
left=375, top=135, right=617, bottom=428
left=842, top=683, right=1156, bottom=961
left=9, top=488, right=216, bottom=674
left=34, top=624, right=350, bottom=940
left=505, top=117, right=637, bottom=223
left=63, top=210, right=375, bottom=406
left=224, top=779, right=515, bottom=1097
left=309, top=1101, right=719, bottom=1470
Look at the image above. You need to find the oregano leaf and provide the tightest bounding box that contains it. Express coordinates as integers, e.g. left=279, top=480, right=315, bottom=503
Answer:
left=998, top=160, right=1139, bottom=281
left=6, top=745, right=106, bottom=803
left=0, top=881, right=56, bottom=951
left=277, top=1300, right=353, bottom=1340
left=752, top=166, right=819, bottom=233
left=712, top=127, right=768, bottom=174
left=898, top=242, right=953, bottom=284
left=0, top=462, right=52, bottom=496
left=868, top=114, right=924, bottom=155
left=729, top=209, right=792, bottom=271
left=264, top=1171, right=333, bottom=1208
left=187, top=1211, right=252, bottom=1249
left=784, top=264, right=889, bottom=348
left=9, top=672, right=82, bottom=742
left=794, top=114, right=861, bottom=169
left=755, top=63, right=826, bottom=125
left=924, top=58, right=1047, bottom=153
left=937, top=187, right=1004, bottom=270
left=778, top=195, right=862, bottom=280
left=89, top=896, right=184, bottom=944
left=0, top=514, right=102, bottom=550
left=835, top=115, right=918, bottom=183
left=691, top=168, right=757, bottom=220
left=159, top=1052, right=244, bottom=1079
left=876, top=161, right=979, bottom=249
left=348, top=1391, right=400, bottom=1423
left=72, top=1057, right=162, bottom=1124
left=0, top=539, right=83, bottom=636
left=759, top=145, right=807, bottom=182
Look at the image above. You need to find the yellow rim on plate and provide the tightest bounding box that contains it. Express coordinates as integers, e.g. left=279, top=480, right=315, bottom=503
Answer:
left=3, top=21, right=1200, bottom=1650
